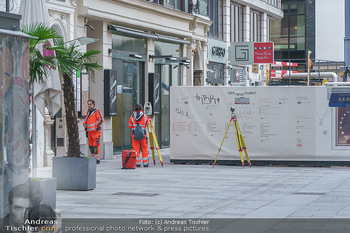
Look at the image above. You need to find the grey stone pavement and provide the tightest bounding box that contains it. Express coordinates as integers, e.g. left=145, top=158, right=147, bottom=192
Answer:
left=36, top=149, right=350, bottom=219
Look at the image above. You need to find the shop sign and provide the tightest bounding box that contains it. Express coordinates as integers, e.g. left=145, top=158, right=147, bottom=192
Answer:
left=229, top=42, right=254, bottom=65
left=253, top=42, right=274, bottom=64
left=230, top=42, right=274, bottom=65
left=329, top=93, right=350, bottom=107
left=208, top=39, right=227, bottom=64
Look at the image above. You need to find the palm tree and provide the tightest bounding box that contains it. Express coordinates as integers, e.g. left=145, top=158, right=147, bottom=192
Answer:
left=53, top=40, right=102, bottom=157
left=23, top=24, right=102, bottom=158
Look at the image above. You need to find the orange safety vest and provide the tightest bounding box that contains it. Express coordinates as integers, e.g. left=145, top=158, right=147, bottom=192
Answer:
left=84, top=108, right=104, bottom=132
left=128, top=111, right=149, bottom=130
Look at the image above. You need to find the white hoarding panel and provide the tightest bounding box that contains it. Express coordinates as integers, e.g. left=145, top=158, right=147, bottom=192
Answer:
left=170, top=86, right=350, bottom=162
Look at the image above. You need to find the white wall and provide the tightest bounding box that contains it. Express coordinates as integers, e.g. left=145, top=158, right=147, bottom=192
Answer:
left=170, top=86, right=350, bottom=161
left=316, top=0, right=345, bottom=61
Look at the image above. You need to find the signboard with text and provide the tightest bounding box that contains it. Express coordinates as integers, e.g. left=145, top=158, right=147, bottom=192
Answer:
left=329, top=93, right=350, bottom=107
left=253, top=42, right=274, bottom=64
left=208, top=39, right=228, bottom=64
left=229, top=42, right=274, bottom=65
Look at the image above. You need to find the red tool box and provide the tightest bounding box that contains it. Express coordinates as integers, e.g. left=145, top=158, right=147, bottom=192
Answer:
left=122, top=150, right=137, bottom=169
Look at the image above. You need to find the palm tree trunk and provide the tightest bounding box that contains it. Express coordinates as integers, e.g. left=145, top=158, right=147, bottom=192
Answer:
left=62, top=73, right=81, bottom=157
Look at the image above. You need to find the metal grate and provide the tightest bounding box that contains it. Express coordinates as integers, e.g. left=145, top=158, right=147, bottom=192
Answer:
left=293, top=192, right=325, bottom=196
left=112, top=192, right=159, bottom=197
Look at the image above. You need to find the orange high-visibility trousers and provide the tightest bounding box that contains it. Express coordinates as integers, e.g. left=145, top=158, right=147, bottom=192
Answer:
left=131, top=134, right=149, bottom=166
left=88, top=130, right=101, bottom=159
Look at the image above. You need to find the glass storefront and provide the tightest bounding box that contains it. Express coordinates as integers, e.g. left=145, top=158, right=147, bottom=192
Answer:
left=154, top=41, right=182, bottom=147
left=207, top=62, right=225, bottom=85
left=111, top=35, right=146, bottom=151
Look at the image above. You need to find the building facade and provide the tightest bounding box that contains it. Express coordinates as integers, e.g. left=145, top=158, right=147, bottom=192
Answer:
left=43, top=0, right=211, bottom=155
left=206, top=0, right=283, bottom=86
left=270, top=0, right=345, bottom=85
left=5, top=0, right=283, bottom=159
left=46, top=0, right=283, bottom=156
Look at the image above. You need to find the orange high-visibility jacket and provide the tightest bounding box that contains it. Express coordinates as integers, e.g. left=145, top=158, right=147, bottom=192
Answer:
left=84, top=109, right=104, bottom=132
left=128, top=111, right=149, bottom=130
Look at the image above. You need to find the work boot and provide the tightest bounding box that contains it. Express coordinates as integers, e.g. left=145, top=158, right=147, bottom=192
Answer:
left=144, top=164, right=149, bottom=167
left=96, top=159, right=100, bottom=164
left=136, top=164, right=141, bottom=167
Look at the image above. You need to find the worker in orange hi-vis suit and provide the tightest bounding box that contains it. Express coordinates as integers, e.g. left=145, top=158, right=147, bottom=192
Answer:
left=83, top=99, right=104, bottom=164
left=128, top=104, right=150, bottom=167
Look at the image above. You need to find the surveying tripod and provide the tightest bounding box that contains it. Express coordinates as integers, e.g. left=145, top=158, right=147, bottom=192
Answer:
left=144, top=103, right=164, bottom=167
left=213, top=107, right=251, bottom=168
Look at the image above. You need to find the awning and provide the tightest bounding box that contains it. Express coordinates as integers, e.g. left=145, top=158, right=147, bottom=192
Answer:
left=107, top=24, right=190, bottom=44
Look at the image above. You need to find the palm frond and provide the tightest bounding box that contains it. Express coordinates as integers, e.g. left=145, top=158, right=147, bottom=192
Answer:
left=22, top=22, right=61, bottom=41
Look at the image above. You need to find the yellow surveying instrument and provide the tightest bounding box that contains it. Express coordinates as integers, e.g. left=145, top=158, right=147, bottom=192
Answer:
left=144, top=102, right=163, bottom=167
left=213, top=107, right=251, bottom=168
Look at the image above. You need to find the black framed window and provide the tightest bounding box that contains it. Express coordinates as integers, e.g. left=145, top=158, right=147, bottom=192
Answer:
left=250, top=10, right=261, bottom=42
left=230, top=3, right=244, bottom=42
left=267, top=17, right=271, bottom=42
left=163, top=0, right=188, bottom=12
left=208, top=0, right=223, bottom=40
left=271, top=2, right=306, bottom=51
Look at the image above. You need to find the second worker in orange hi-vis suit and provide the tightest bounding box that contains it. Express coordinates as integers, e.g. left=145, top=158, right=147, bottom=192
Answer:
left=128, top=104, right=150, bottom=167
left=83, top=99, right=104, bottom=164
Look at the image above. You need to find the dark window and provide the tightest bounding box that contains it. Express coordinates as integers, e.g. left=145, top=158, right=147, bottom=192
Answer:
left=230, top=3, right=244, bottom=42
left=250, top=10, right=261, bottom=42
left=208, top=0, right=223, bottom=40
left=271, top=2, right=305, bottom=51
left=163, top=0, right=188, bottom=12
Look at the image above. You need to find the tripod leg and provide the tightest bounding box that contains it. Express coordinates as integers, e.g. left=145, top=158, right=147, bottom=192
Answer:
left=213, top=119, right=232, bottom=167
left=150, top=120, right=163, bottom=167
left=237, top=123, right=251, bottom=167
left=233, top=120, right=245, bottom=168
left=148, top=126, right=156, bottom=165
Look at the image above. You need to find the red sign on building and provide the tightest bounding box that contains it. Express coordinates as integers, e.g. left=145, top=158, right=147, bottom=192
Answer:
left=253, top=42, right=274, bottom=64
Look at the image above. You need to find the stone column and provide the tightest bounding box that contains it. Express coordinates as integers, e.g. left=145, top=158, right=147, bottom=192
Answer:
left=244, top=5, right=250, bottom=42
left=44, top=113, right=55, bottom=167
left=261, top=12, right=268, bottom=42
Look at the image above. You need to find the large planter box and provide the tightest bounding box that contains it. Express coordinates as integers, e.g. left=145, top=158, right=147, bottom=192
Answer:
left=30, top=178, right=57, bottom=209
left=52, top=157, right=96, bottom=190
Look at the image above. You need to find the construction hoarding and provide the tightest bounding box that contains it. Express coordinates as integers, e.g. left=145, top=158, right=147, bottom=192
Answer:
left=170, top=86, right=350, bottom=162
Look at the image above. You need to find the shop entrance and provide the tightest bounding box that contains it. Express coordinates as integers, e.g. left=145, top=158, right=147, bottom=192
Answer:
left=112, top=59, right=144, bottom=152
left=154, top=64, right=171, bottom=148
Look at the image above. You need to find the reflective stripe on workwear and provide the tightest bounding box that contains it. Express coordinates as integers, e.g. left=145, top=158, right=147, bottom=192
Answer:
left=142, top=157, right=149, bottom=166
left=84, top=109, right=104, bottom=132
left=128, top=111, right=149, bottom=129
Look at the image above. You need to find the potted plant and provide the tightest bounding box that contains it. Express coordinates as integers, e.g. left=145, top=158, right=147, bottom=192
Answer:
left=23, top=24, right=102, bottom=190
left=20, top=23, right=61, bottom=206
left=51, top=38, right=102, bottom=190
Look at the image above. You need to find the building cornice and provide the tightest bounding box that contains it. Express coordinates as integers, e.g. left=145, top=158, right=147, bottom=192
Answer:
left=78, top=0, right=212, bottom=40
left=234, top=0, right=283, bottom=19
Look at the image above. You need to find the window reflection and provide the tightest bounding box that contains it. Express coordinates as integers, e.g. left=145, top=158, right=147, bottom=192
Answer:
left=271, top=2, right=305, bottom=51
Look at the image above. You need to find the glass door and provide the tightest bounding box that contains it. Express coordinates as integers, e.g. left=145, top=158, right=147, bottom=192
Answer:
left=155, top=64, right=174, bottom=147
left=112, top=59, right=144, bottom=151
